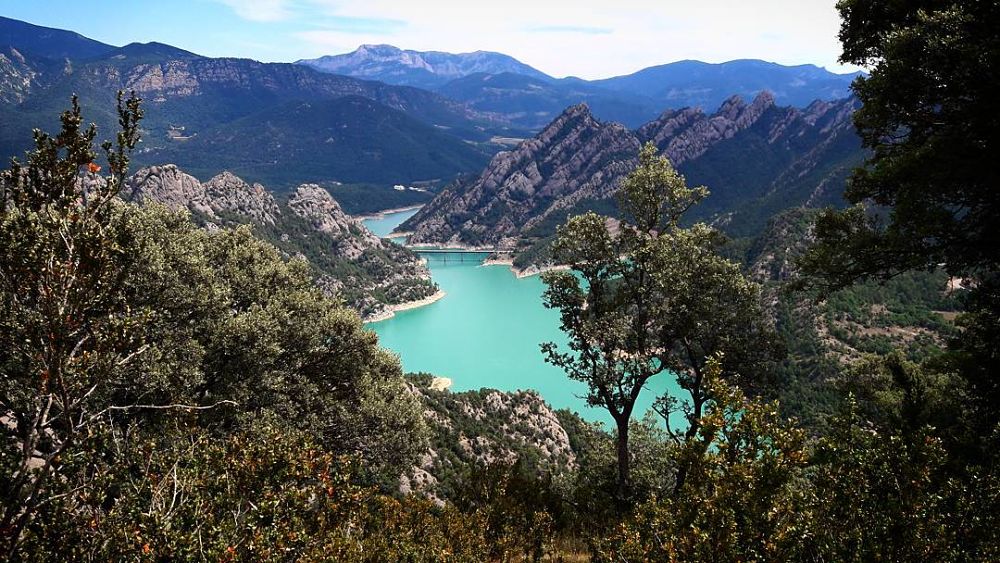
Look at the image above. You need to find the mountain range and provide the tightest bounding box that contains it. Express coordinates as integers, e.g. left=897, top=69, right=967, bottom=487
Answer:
left=297, top=44, right=551, bottom=89
left=1, top=15, right=862, bottom=245
left=402, top=92, right=863, bottom=262
left=0, top=16, right=503, bottom=190
left=299, top=44, right=862, bottom=128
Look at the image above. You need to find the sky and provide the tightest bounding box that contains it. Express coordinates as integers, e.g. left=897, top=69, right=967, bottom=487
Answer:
left=0, top=0, right=859, bottom=79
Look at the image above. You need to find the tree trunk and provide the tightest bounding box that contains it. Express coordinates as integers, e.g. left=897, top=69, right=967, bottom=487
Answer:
left=615, top=416, right=630, bottom=503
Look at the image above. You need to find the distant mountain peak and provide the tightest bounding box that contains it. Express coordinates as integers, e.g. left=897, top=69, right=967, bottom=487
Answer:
left=297, top=45, right=552, bottom=89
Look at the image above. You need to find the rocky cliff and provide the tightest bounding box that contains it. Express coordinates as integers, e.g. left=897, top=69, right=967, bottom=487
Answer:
left=128, top=165, right=436, bottom=318
left=403, top=93, right=861, bottom=255
left=0, top=47, right=37, bottom=104
left=404, top=104, right=640, bottom=249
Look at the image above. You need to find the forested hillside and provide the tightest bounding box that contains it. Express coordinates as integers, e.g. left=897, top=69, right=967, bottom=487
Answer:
left=0, top=18, right=503, bottom=190
left=2, top=1, right=1000, bottom=560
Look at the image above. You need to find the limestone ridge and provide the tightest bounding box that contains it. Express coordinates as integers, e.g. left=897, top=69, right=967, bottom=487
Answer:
left=129, top=166, right=280, bottom=226
left=128, top=165, right=437, bottom=318
left=402, top=92, right=861, bottom=250
left=0, top=47, right=37, bottom=104
left=639, top=92, right=776, bottom=165
left=403, top=103, right=640, bottom=248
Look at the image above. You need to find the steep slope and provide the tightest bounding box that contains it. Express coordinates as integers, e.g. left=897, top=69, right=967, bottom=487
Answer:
left=128, top=165, right=437, bottom=318
left=142, top=96, right=490, bottom=188
left=0, top=46, right=41, bottom=104
left=403, top=104, right=640, bottom=248
left=0, top=15, right=115, bottom=60
left=739, top=208, right=959, bottom=428
left=406, top=380, right=579, bottom=500
left=594, top=59, right=861, bottom=111
left=403, top=93, right=862, bottom=256
left=0, top=19, right=506, bottom=187
left=641, top=95, right=862, bottom=234
left=298, top=44, right=551, bottom=88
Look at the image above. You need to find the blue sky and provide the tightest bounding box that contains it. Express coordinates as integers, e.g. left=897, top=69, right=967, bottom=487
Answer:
left=0, top=0, right=858, bottom=79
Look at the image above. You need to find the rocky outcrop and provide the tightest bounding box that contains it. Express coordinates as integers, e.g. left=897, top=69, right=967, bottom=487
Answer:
left=129, top=165, right=280, bottom=225
left=0, top=47, right=37, bottom=104
left=202, top=171, right=280, bottom=225
left=640, top=92, right=776, bottom=165
left=404, top=93, right=861, bottom=255
left=404, top=103, right=640, bottom=248
left=287, top=183, right=381, bottom=260
left=128, top=165, right=437, bottom=318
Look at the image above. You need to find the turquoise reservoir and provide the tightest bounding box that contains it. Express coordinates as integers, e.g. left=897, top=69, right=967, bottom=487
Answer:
left=363, top=209, right=678, bottom=427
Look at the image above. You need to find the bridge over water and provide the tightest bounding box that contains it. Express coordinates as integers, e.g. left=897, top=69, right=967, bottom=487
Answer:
left=409, top=247, right=510, bottom=263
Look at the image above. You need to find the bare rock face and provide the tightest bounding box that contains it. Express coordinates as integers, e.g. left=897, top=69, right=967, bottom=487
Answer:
left=128, top=165, right=214, bottom=216
left=642, top=92, right=776, bottom=165
left=404, top=385, right=578, bottom=500
left=0, top=47, right=37, bottom=104
left=287, top=183, right=381, bottom=259
left=124, top=61, right=200, bottom=97
left=202, top=171, right=281, bottom=225
left=128, top=165, right=281, bottom=226
left=404, top=103, right=640, bottom=247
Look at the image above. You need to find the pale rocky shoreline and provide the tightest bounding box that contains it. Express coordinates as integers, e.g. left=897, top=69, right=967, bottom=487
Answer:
left=481, top=257, right=569, bottom=279
left=353, top=204, right=424, bottom=222
left=364, top=289, right=446, bottom=323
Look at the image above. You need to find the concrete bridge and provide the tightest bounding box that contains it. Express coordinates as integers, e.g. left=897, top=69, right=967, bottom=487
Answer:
left=409, top=247, right=510, bottom=263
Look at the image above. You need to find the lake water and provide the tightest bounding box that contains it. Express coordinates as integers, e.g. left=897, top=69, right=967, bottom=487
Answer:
left=362, top=207, right=419, bottom=238
left=362, top=209, right=678, bottom=427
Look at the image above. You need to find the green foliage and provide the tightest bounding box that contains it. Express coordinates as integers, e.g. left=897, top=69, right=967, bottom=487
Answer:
left=144, top=97, right=490, bottom=189
left=323, top=182, right=433, bottom=216
left=0, top=92, right=147, bottom=554
left=804, top=396, right=1000, bottom=561
left=15, top=419, right=511, bottom=562
left=1, top=95, right=427, bottom=555
left=542, top=142, right=780, bottom=499
left=801, top=1, right=1000, bottom=436
left=595, top=358, right=810, bottom=561
left=806, top=1, right=1000, bottom=284
left=595, top=359, right=1000, bottom=561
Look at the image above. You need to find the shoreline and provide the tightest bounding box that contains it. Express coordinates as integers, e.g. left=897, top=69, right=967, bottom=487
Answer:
left=407, top=242, right=506, bottom=252
left=481, top=257, right=514, bottom=267
left=364, top=289, right=446, bottom=323
left=354, top=204, right=425, bottom=222
left=480, top=258, right=570, bottom=279
left=512, top=264, right=570, bottom=279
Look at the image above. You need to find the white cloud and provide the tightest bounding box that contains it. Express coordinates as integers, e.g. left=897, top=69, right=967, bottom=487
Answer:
left=215, top=0, right=858, bottom=78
